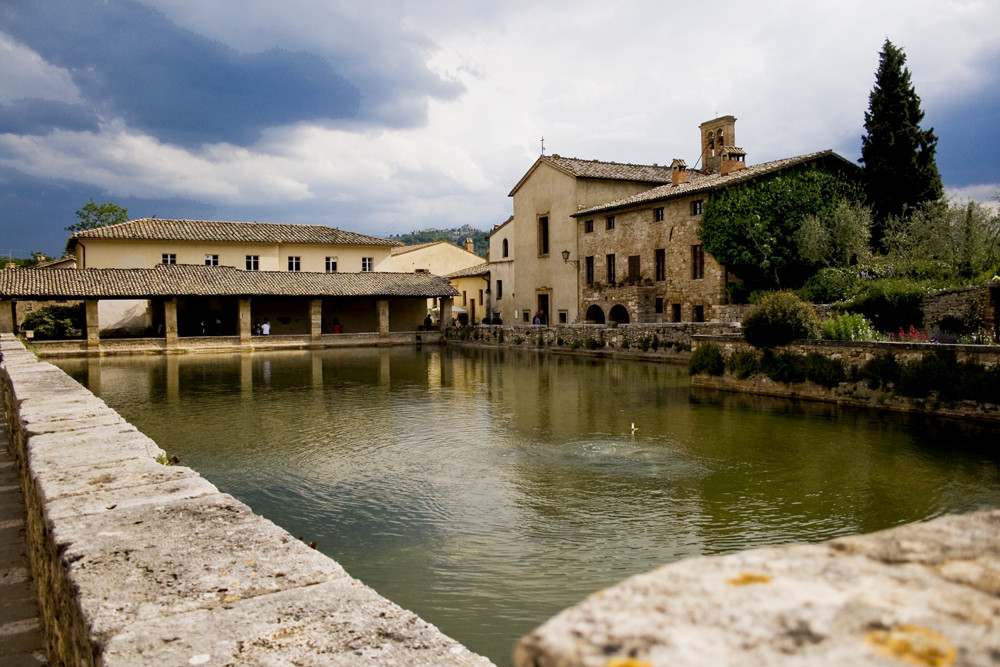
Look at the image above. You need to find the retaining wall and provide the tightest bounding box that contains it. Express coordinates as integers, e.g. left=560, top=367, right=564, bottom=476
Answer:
left=0, top=334, right=491, bottom=666
left=446, top=322, right=740, bottom=361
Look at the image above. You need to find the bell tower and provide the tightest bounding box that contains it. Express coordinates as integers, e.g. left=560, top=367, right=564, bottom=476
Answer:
left=699, top=115, right=737, bottom=174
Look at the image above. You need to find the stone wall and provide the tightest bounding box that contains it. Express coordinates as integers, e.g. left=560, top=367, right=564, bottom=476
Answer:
left=921, top=284, right=997, bottom=337
left=446, top=322, right=741, bottom=360
left=0, top=334, right=491, bottom=666
left=515, top=508, right=1000, bottom=666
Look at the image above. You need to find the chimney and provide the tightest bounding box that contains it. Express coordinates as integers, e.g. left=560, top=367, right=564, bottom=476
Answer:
left=464, top=237, right=475, bottom=253
left=34, top=254, right=47, bottom=265
left=670, top=159, right=688, bottom=186
left=720, top=147, right=747, bottom=176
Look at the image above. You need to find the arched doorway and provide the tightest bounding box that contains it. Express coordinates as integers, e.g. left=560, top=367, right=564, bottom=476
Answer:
left=609, top=304, right=630, bottom=324
left=585, top=305, right=605, bottom=324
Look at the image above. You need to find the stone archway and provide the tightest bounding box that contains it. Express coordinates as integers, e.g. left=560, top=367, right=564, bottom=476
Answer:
left=609, top=304, right=630, bottom=324
left=585, top=304, right=605, bottom=324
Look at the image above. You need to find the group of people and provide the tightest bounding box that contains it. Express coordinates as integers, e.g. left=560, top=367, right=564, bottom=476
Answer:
left=532, top=311, right=548, bottom=325
left=253, top=318, right=271, bottom=335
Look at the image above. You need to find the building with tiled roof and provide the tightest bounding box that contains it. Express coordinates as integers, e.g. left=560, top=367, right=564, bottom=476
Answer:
left=0, top=264, right=460, bottom=345
left=490, top=115, right=859, bottom=325
left=68, top=218, right=400, bottom=273
left=385, top=239, right=487, bottom=323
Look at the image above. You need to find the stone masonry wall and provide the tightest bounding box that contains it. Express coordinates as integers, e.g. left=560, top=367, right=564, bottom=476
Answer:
left=447, top=322, right=740, bottom=360
left=0, top=334, right=491, bottom=666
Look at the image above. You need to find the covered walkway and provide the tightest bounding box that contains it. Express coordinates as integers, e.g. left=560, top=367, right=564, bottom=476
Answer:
left=0, top=265, right=458, bottom=352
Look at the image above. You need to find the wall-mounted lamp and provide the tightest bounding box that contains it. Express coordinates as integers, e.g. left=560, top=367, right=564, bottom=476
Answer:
left=561, top=249, right=579, bottom=267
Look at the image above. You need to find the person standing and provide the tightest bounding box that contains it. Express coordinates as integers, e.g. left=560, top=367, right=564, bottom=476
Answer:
left=261, top=318, right=271, bottom=335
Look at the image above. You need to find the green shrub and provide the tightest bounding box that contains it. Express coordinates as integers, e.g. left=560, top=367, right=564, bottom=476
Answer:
left=822, top=312, right=879, bottom=341
left=858, top=352, right=901, bottom=390
left=21, top=303, right=85, bottom=340
left=802, top=353, right=847, bottom=388
left=897, top=350, right=958, bottom=399
left=800, top=267, right=859, bottom=304
left=741, top=292, right=821, bottom=348
left=843, top=280, right=925, bottom=333
left=726, top=349, right=761, bottom=379
left=761, top=350, right=807, bottom=384
left=689, top=344, right=725, bottom=376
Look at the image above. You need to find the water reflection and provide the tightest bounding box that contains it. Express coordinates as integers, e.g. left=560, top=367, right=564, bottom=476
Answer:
left=54, top=347, right=1000, bottom=666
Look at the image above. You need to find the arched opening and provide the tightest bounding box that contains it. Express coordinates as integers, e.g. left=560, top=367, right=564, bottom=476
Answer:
left=502, top=238, right=509, bottom=258
left=585, top=304, right=605, bottom=324
left=609, top=304, right=630, bottom=324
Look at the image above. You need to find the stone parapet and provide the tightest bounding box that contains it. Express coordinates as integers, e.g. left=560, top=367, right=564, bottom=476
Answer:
left=0, top=334, right=491, bottom=666
left=515, top=509, right=1000, bottom=666
left=447, top=323, right=740, bottom=361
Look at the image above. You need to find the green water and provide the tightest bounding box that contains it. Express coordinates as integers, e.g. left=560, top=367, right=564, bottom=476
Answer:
left=54, top=346, right=1000, bottom=665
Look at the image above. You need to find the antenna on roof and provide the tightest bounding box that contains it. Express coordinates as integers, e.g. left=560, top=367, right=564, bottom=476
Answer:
left=540, top=136, right=545, bottom=156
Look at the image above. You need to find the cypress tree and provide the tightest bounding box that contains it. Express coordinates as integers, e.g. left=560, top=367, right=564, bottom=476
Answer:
left=860, top=39, right=943, bottom=250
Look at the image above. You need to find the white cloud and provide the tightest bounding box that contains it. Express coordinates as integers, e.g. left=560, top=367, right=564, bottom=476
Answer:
left=0, top=33, right=81, bottom=104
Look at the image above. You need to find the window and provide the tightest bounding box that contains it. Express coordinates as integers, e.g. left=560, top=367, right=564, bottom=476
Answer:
left=502, top=238, right=509, bottom=258
left=522, top=311, right=530, bottom=323
left=606, top=254, right=616, bottom=284
left=654, top=207, right=664, bottom=222
left=585, top=256, right=595, bottom=285
left=245, top=255, right=259, bottom=271
left=655, top=248, right=666, bottom=281
left=161, top=253, right=176, bottom=265
left=672, top=303, right=682, bottom=322
left=537, top=216, right=549, bottom=256
left=693, top=305, right=705, bottom=322
left=584, top=219, right=594, bottom=233
left=361, top=257, right=374, bottom=272
left=479, top=289, right=484, bottom=306
left=496, top=280, right=503, bottom=300
left=288, top=256, right=301, bottom=272
left=325, top=257, right=338, bottom=272
left=627, top=255, right=640, bottom=282
left=691, top=244, right=705, bottom=279
left=606, top=215, right=615, bottom=230
left=655, top=298, right=664, bottom=314
left=558, top=311, right=568, bottom=324
left=204, top=254, right=219, bottom=266
left=462, top=291, right=467, bottom=306
left=691, top=200, right=704, bottom=216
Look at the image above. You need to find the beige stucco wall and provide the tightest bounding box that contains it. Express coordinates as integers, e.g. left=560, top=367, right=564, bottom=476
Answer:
left=386, top=242, right=483, bottom=275
left=450, top=274, right=490, bottom=324
left=504, top=161, right=668, bottom=324
left=76, top=239, right=393, bottom=273
left=578, top=194, right=726, bottom=323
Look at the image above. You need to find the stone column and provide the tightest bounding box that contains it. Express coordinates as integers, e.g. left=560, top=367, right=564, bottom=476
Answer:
left=164, top=298, right=179, bottom=348
left=85, top=299, right=101, bottom=350
left=0, top=299, right=13, bottom=333
left=310, top=299, right=323, bottom=340
left=440, top=297, right=453, bottom=329
left=238, top=297, right=252, bottom=344
left=377, top=299, right=389, bottom=335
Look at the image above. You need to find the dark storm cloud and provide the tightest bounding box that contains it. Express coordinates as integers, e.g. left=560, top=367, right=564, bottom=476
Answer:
left=0, top=99, right=100, bottom=135
left=0, top=167, right=216, bottom=257
left=2, top=0, right=362, bottom=147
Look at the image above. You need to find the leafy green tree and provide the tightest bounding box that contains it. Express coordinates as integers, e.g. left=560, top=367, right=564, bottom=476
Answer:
left=860, top=40, right=943, bottom=249
left=66, top=200, right=129, bottom=232
left=699, top=168, right=860, bottom=290
left=796, top=199, right=873, bottom=268
left=883, top=199, right=1000, bottom=277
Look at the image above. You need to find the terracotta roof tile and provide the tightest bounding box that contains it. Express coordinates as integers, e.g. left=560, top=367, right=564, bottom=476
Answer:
left=0, top=265, right=458, bottom=299
left=445, top=262, right=490, bottom=279
left=573, top=150, right=858, bottom=216
left=69, top=219, right=401, bottom=247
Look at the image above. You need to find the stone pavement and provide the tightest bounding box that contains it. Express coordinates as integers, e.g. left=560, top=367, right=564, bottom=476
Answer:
left=0, top=410, right=46, bottom=666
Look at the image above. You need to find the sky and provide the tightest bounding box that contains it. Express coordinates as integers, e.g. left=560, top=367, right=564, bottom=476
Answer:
left=1, top=0, right=999, bottom=258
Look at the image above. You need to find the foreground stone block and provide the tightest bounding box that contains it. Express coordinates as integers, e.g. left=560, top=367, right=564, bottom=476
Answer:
left=515, top=510, right=1000, bottom=667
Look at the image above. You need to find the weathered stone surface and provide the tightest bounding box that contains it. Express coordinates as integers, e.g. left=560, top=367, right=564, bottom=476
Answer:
left=514, top=510, right=1000, bottom=667
left=102, top=579, right=491, bottom=666
left=26, top=425, right=165, bottom=471
left=50, top=493, right=351, bottom=644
